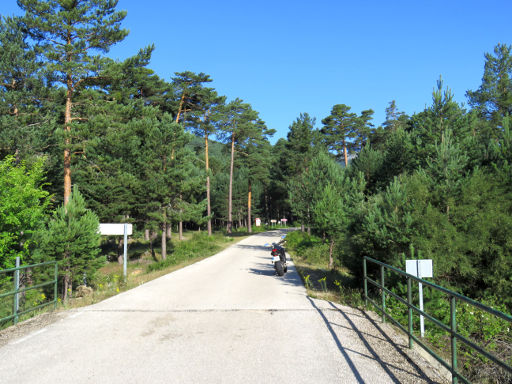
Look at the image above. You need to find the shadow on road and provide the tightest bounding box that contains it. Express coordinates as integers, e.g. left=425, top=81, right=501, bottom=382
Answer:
left=307, top=297, right=366, bottom=383
left=236, top=244, right=271, bottom=252
left=355, top=306, right=439, bottom=383
left=306, top=296, right=440, bottom=383
left=247, top=263, right=305, bottom=288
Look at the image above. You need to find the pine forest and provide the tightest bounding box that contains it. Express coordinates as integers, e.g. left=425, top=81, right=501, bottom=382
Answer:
left=1, top=3, right=512, bottom=378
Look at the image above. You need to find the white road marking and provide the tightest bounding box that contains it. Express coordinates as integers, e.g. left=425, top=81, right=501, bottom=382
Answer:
left=10, top=328, right=47, bottom=345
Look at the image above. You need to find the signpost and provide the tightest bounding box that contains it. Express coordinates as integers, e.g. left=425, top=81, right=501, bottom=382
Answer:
left=406, top=259, right=433, bottom=338
left=99, top=223, right=133, bottom=281
left=281, top=218, right=287, bottom=227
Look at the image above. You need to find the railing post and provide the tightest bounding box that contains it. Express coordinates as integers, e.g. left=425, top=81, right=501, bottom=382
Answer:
left=363, top=258, right=368, bottom=308
left=381, top=265, right=386, bottom=323
left=407, top=276, right=413, bottom=348
left=13, top=257, right=20, bottom=325
left=450, top=295, right=458, bottom=384
left=54, top=262, right=58, bottom=309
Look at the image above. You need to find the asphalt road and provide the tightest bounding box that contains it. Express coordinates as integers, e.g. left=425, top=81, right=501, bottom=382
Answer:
left=0, top=230, right=447, bottom=383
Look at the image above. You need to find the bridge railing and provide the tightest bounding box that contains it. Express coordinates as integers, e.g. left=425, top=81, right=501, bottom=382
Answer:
left=0, top=260, right=58, bottom=326
left=363, top=256, right=512, bottom=384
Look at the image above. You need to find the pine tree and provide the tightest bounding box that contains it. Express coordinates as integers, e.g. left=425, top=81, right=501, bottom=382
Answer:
left=19, top=0, right=128, bottom=205
left=34, top=185, right=101, bottom=301
left=383, top=100, right=406, bottom=132
left=424, top=129, right=469, bottom=216
left=0, top=16, right=55, bottom=162
left=321, top=104, right=358, bottom=166
left=467, top=43, right=512, bottom=125
left=354, top=109, right=374, bottom=150
left=217, top=99, right=260, bottom=233
left=186, top=87, right=226, bottom=235
left=244, top=121, right=274, bottom=233
left=284, top=113, right=317, bottom=177
left=171, top=71, right=212, bottom=124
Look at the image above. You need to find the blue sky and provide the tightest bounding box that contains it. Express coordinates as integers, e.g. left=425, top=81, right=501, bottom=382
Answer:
left=2, top=1, right=511, bottom=143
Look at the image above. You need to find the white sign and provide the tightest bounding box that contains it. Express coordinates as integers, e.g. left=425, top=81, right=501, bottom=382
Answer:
left=99, top=223, right=132, bottom=236
left=270, top=220, right=277, bottom=223
left=406, top=259, right=433, bottom=278
left=281, top=218, right=287, bottom=222
left=99, top=223, right=133, bottom=282
left=255, top=218, right=261, bottom=227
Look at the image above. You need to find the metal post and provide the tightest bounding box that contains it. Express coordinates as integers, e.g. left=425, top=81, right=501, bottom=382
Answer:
left=381, top=265, right=386, bottom=323
left=417, top=259, right=425, bottom=337
left=54, top=262, right=58, bottom=309
left=407, top=277, right=413, bottom=348
left=450, top=295, right=458, bottom=384
left=123, top=223, right=128, bottom=282
left=13, top=257, right=20, bottom=325
left=419, top=281, right=425, bottom=337
left=363, top=258, right=368, bottom=308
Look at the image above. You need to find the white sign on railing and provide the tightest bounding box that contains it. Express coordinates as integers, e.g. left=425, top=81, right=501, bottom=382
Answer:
left=405, top=259, right=433, bottom=278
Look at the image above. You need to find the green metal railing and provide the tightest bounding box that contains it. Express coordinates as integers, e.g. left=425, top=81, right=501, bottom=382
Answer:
left=0, top=260, right=58, bottom=326
left=363, top=256, right=512, bottom=384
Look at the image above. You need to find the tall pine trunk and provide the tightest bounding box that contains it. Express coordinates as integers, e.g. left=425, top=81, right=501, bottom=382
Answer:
left=247, top=179, right=252, bottom=233
left=175, top=92, right=185, bottom=124
left=63, top=257, right=71, bottom=301
left=179, top=193, right=184, bottom=240
left=64, top=73, right=73, bottom=206
left=161, top=210, right=167, bottom=260
left=205, top=134, right=212, bottom=236
left=343, top=139, right=348, bottom=167
left=227, top=131, right=235, bottom=234
left=328, top=238, right=334, bottom=269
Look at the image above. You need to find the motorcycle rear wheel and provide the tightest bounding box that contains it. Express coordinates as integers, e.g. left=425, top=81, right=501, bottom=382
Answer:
left=275, top=261, right=284, bottom=276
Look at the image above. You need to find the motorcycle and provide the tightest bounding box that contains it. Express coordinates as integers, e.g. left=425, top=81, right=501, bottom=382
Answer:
left=270, top=237, right=287, bottom=276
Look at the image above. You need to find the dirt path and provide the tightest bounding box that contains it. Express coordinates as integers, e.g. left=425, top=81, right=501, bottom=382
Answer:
left=0, top=230, right=447, bottom=383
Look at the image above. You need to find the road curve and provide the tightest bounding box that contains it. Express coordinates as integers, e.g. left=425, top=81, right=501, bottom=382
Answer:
left=0, top=230, right=447, bottom=383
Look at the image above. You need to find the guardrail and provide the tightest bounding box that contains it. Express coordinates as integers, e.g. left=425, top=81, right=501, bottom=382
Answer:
left=363, top=256, right=512, bottom=384
left=0, top=259, right=58, bottom=326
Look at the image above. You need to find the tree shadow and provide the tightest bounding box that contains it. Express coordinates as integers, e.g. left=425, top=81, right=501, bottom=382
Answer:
left=355, top=306, right=440, bottom=383
left=236, top=244, right=271, bottom=252
left=307, top=296, right=366, bottom=383
left=314, top=299, right=440, bottom=383
left=247, top=263, right=305, bottom=288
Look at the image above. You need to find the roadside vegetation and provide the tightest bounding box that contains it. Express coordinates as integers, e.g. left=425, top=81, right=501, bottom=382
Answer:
left=286, top=229, right=512, bottom=384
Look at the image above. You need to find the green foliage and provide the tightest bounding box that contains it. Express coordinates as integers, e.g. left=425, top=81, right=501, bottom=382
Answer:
left=382, top=284, right=512, bottom=383
left=33, top=186, right=102, bottom=296
left=0, top=156, right=50, bottom=269
left=467, top=43, right=512, bottom=125
left=146, top=232, right=225, bottom=272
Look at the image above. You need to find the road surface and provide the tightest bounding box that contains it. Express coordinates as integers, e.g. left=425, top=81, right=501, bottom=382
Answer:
left=0, top=230, right=447, bottom=383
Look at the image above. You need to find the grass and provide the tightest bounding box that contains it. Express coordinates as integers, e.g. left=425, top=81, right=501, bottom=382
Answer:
left=288, top=248, right=365, bottom=309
